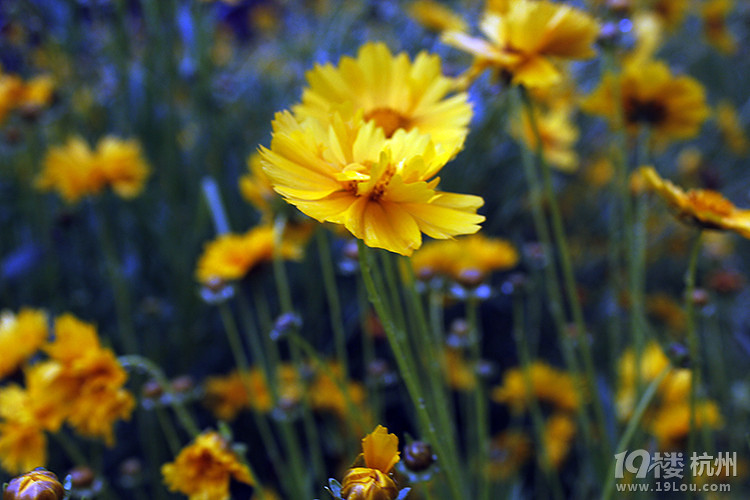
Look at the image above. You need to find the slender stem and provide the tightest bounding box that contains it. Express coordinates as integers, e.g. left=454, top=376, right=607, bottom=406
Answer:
left=467, top=296, right=490, bottom=500
left=601, top=367, right=671, bottom=500
left=316, top=229, right=349, bottom=379
left=685, top=231, right=703, bottom=483
left=52, top=430, right=89, bottom=466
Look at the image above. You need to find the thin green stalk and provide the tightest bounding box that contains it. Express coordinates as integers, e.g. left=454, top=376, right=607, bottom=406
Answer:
left=601, top=367, right=671, bottom=500
left=155, top=407, right=181, bottom=455
left=52, top=430, right=89, bottom=466
left=467, top=296, right=490, bottom=500
left=358, top=241, right=467, bottom=499
left=685, top=231, right=703, bottom=484
left=316, top=229, right=349, bottom=379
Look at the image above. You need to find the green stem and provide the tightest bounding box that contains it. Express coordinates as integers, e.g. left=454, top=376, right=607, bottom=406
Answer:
left=685, top=231, right=703, bottom=484
left=468, top=296, right=490, bottom=500
left=316, top=229, right=349, bottom=379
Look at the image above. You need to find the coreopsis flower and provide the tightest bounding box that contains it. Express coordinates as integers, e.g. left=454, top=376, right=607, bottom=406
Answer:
left=93, top=137, right=151, bottom=199
left=18, top=75, right=55, bottom=110
left=195, top=225, right=306, bottom=285
left=308, top=363, right=366, bottom=418
left=582, top=60, right=710, bottom=145
left=715, top=101, right=748, bottom=155
left=162, top=431, right=254, bottom=500
left=411, top=233, right=519, bottom=281
left=408, top=0, right=468, bottom=33
left=443, top=347, right=476, bottom=391
left=513, top=104, right=579, bottom=172
left=491, top=362, right=580, bottom=413
left=543, top=413, right=576, bottom=467
left=239, top=152, right=279, bottom=220
left=3, top=469, right=64, bottom=500
left=639, top=166, right=750, bottom=238
left=0, top=418, right=47, bottom=474
left=443, top=0, right=600, bottom=88
left=292, top=42, right=472, bottom=159
left=36, top=136, right=151, bottom=203
left=340, top=425, right=401, bottom=500
left=649, top=401, right=722, bottom=450
left=0, top=309, right=48, bottom=379
left=702, top=0, right=737, bottom=54
left=260, top=112, right=484, bottom=256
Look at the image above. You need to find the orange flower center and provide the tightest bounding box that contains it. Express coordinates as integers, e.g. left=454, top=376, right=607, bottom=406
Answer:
left=365, top=108, right=411, bottom=138
left=686, top=190, right=734, bottom=217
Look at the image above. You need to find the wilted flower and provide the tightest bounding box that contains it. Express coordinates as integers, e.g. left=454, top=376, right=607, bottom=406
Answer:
left=443, top=0, right=600, bottom=88
left=260, top=112, right=484, bottom=256
left=161, top=431, right=254, bottom=500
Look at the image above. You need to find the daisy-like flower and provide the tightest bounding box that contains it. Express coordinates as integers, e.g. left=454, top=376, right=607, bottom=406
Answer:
left=260, top=111, right=484, bottom=256
left=543, top=413, right=576, bottom=468
left=162, top=431, right=254, bottom=500
left=443, top=0, right=600, bottom=88
left=408, top=0, right=468, bottom=33
left=195, top=225, right=306, bottom=285
left=292, top=42, right=472, bottom=159
left=513, top=104, right=579, bottom=172
left=309, top=362, right=366, bottom=419
left=0, top=386, right=48, bottom=474
left=411, top=233, right=518, bottom=281
left=639, top=166, right=750, bottom=238
left=491, top=362, right=581, bottom=414
left=582, top=59, right=709, bottom=145
left=93, top=136, right=151, bottom=199
left=340, top=425, right=401, bottom=500
left=0, top=309, right=48, bottom=380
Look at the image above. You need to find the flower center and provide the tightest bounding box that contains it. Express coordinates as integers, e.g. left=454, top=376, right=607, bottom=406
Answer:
left=365, top=108, right=410, bottom=138
left=625, top=98, right=667, bottom=125
left=686, top=190, right=734, bottom=217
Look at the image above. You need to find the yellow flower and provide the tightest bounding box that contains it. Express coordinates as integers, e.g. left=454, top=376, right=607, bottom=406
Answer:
left=443, top=0, right=599, bottom=88
left=491, top=362, right=580, bottom=413
left=309, top=363, right=366, bottom=418
left=239, top=152, right=279, bottom=220
left=582, top=60, right=709, bottom=145
left=639, top=166, right=750, bottom=238
left=162, top=431, right=254, bottom=500
left=649, top=401, right=722, bottom=449
left=93, top=136, right=151, bottom=198
left=36, top=137, right=103, bottom=204
left=19, top=75, right=56, bottom=109
left=646, top=293, right=686, bottom=332
left=260, top=112, right=484, bottom=256
left=408, top=0, right=468, bottom=33
left=644, top=0, right=689, bottom=31
left=412, top=233, right=518, bottom=281
left=0, top=309, right=48, bottom=379
left=443, top=347, right=476, bottom=391
left=486, top=430, right=531, bottom=479
left=544, top=413, right=576, bottom=467
left=0, top=419, right=47, bottom=475
left=0, top=72, right=24, bottom=124
left=341, top=426, right=401, bottom=500
left=715, top=101, right=748, bottom=155
left=3, top=469, right=64, bottom=500
left=195, top=225, right=305, bottom=284
left=702, top=0, right=737, bottom=54
left=293, top=42, right=472, bottom=159
left=514, top=105, right=579, bottom=172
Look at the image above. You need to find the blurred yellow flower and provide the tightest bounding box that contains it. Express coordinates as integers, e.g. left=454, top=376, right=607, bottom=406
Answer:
left=639, top=166, right=750, bottom=238
left=239, top=152, right=279, bottom=220
left=702, top=0, right=737, bottom=54
left=0, top=309, right=48, bottom=379
left=715, top=101, right=748, bottom=155
left=486, top=430, right=531, bottom=479
left=341, top=425, right=401, bottom=500
left=293, top=42, right=472, bottom=159
left=93, top=137, right=151, bottom=199
left=408, top=0, right=468, bottom=33
left=309, top=363, right=366, bottom=418
left=492, top=362, right=580, bottom=414
left=649, top=401, right=722, bottom=449
left=514, top=104, right=579, bottom=172
left=162, top=431, right=254, bottom=500
left=0, top=399, right=47, bottom=474
left=195, top=225, right=305, bottom=284
left=644, top=0, right=689, bottom=31
left=19, top=75, right=56, bottom=109
left=261, top=112, right=484, bottom=256
left=443, top=347, right=476, bottom=391
left=443, top=0, right=599, bottom=88
left=544, top=413, right=576, bottom=467
left=582, top=60, right=709, bottom=145
left=411, top=233, right=518, bottom=281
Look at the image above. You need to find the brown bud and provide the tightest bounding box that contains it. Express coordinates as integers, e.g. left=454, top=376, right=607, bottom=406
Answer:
left=171, top=375, right=195, bottom=393
left=67, top=466, right=94, bottom=489
left=456, top=268, right=485, bottom=288
left=691, top=288, right=710, bottom=307
left=3, top=469, right=64, bottom=500
left=403, top=441, right=435, bottom=472
left=142, top=379, right=164, bottom=400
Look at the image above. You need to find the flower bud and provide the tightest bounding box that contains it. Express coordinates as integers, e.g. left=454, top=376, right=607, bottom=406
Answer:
left=3, top=469, right=64, bottom=500
left=403, top=441, right=435, bottom=472
left=340, top=468, right=398, bottom=500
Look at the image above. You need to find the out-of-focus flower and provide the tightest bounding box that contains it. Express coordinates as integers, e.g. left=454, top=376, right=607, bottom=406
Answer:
left=411, top=233, right=518, bottom=281
left=195, top=225, right=305, bottom=285
left=646, top=293, right=686, bottom=333
left=340, top=425, right=401, bottom=500
left=702, top=0, right=736, bottom=54
left=486, top=430, right=531, bottom=479
left=641, top=0, right=689, bottom=32
left=36, top=136, right=151, bottom=203
left=162, top=431, right=254, bottom=500
left=491, top=362, right=580, bottom=413
left=443, top=347, right=477, bottom=391
left=649, top=401, right=722, bottom=449
left=584, top=157, right=615, bottom=188
left=715, top=101, right=748, bottom=155
left=309, top=363, right=366, bottom=418
left=0, top=419, right=47, bottom=475
left=293, top=42, right=472, bottom=159
left=18, top=75, right=55, bottom=110
left=443, top=0, right=599, bottom=88
left=408, top=0, right=468, bottom=33
left=93, top=137, right=151, bottom=199
left=582, top=60, right=709, bottom=145
left=261, top=112, right=484, bottom=256
left=0, top=309, right=48, bottom=380
left=239, top=152, right=279, bottom=220
left=544, top=413, right=576, bottom=467
left=513, top=105, right=579, bottom=172
left=3, top=468, right=64, bottom=500
left=639, top=166, right=750, bottom=238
